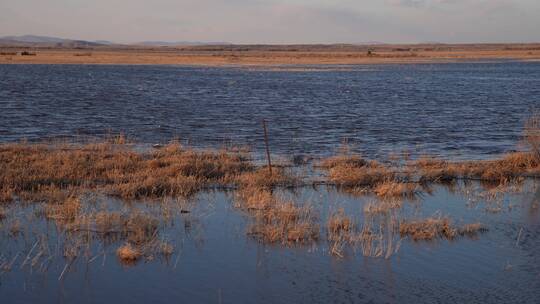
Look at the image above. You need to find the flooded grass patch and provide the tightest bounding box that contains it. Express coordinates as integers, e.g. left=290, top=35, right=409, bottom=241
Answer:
left=0, top=140, right=254, bottom=203
left=1, top=114, right=540, bottom=301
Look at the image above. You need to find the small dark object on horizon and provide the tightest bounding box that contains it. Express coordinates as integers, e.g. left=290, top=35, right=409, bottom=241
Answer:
left=20, top=51, right=36, bottom=56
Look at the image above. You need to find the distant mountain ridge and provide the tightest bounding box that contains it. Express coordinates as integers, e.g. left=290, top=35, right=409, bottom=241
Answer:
left=1, top=35, right=68, bottom=43
left=0, top=35, right=109, bottom=47
left=0, top=35, right=232, bottom=47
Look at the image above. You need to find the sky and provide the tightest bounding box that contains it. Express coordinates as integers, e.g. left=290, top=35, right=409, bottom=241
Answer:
left=0, top=0, right=539, bottom=44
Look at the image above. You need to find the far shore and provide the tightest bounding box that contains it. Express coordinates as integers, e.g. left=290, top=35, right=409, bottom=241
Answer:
left=1, top=43, right=540, bottom=66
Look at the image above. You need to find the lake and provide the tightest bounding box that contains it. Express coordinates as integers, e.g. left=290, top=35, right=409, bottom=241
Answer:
left=1, top=62, right=539, bottom=159
left=1, top=62, right=540, bottom=303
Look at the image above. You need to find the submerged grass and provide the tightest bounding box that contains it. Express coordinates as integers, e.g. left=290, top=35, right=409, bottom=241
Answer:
left=235, top=186, right=319, bottom=245
left=399, top=217, right=457, bottom=241
left=3, top=112, right=540, bottom=267
left=327, top=209, right=354, bottom=257
left=399, top=216, right=487, bottom=241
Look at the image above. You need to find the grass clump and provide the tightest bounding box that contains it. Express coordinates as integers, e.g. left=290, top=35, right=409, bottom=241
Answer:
left=399, top=216, right=488, bottom=241
left=327, top=209, right=354, bottom=257
left=236, top=167, right=298, bottom=189
left=327, top=208, right=353, bottom=241
left=43, top=196, right=82, bottom=223
left=374, top=180, right=418, bottom=198
left=415, top=152, right=540, bottom=185
left=328, top=163, right=394, bottom=188
left=247, top=200, right=319, bottom=244
left=318, top=154, right=367, bottom=169
left=116, top=244, right=141, bottom=264
left=235, top=185, right=319, bottom=245
left=399, top=217, right=457, bottom=241
left=234, top=187, right=274, bottom=211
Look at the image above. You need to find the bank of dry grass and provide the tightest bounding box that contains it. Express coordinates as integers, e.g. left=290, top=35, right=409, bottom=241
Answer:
left=0, top=141, right=255, bottom=203
left=414, top=152, right=540, bottom=184
left=320, top=150, right=540, bottom=194
left=320, top=114, right=540, bottom=190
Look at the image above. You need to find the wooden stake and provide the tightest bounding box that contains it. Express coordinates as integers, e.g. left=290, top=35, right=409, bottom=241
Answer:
left=262, top=119, right=272, bottom=174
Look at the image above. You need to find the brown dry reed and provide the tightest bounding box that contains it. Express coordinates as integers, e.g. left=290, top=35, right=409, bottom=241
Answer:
left=319, top=113, right=540, bottom=192
left=235, top=187, right=319, bottom=245
left=399, top=216, right=487, bottom=241
left=0, top=140, right=255, bottom=203
left=116, top=244, right=141, bottom=264
left=327, top=209, right=354, bottom=257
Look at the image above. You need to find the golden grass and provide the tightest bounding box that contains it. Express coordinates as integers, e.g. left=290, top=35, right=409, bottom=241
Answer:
left=234, top=187, right=274, bottom=211
left=328, top=164, right=394, bottom=188
left=415, top=152, right=540, bottom=184
left=322, top=149, right=540, bottom=194
left=43, top=196, right=82, bottom=224
left=399, top=217, right=488, bottom=241
left=235, top=167, right=298, bottom=189
left=7, top=113, right=539, bottom=264
left=116, top=244, right=141, bottom=263
left=327, top=209, right=354, bottom=257
left=247, top=199, right=319, bottom=244
left=235, top=186, right=319, bottom=245
left=358, top=210, right=401, bottom=259
left=233, top=166, right=312, bottom=245
left=0, top=141, right=254, bottom=203
left=327, top=209, right=353, bottom=241
left=318, top=154, right=367, bottom=169
left=399, top=217, right=457, bottom=241
left=374, top=181, right=418, bottom=198
left=318, top=115, right=540, bottom=190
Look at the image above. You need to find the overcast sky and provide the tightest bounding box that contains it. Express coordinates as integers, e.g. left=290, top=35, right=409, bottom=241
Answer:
left=1, top=0, right=539, bottom=44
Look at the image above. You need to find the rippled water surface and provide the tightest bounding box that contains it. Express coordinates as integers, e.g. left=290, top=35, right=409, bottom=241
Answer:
left=1, top=62, right=539, bottom=159
left=1, top=62, right=540, bottom=303
left=1, top=186, right=540, bottom=304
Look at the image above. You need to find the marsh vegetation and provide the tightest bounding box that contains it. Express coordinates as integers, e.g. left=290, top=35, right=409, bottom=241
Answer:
left=0, top=113, right=538, bottom=304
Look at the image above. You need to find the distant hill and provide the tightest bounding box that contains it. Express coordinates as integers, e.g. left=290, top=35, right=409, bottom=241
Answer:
left=134, top=41, right=231, bottom=47
left=0, top=35, right=109, bottom=47
left=0, top=35, right=232, bottom=48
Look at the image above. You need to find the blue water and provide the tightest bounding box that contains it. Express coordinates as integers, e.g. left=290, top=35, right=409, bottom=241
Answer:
left=1, top=62, right=539, bottom=159
left=1, top=186, right=539, bottom=304
left=1, top=62, right=540, bottom=303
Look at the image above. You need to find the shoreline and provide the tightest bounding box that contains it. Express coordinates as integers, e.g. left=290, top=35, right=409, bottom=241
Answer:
left=1, top=44, right=540, bottom=66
